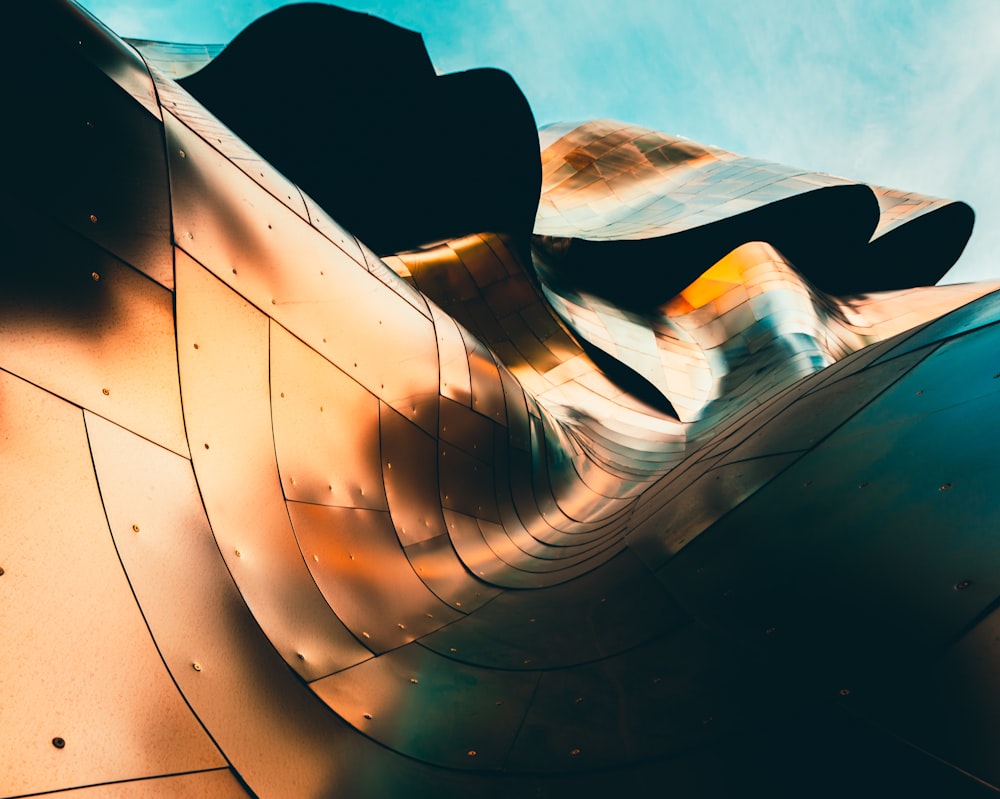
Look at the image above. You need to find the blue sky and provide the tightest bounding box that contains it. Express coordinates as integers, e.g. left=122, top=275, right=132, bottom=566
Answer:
left=79, top=0, right=999, bottom=284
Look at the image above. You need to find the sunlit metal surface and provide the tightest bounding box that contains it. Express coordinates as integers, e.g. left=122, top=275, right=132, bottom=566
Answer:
left=4, top=2, right=1000, bottom=797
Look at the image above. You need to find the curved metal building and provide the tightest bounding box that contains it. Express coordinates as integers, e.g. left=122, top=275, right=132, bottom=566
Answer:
left=3, top=3, right=1000, bottom=797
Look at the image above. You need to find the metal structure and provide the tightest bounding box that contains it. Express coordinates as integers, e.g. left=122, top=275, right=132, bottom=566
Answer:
left=3, top=2, right=1000, bottom=797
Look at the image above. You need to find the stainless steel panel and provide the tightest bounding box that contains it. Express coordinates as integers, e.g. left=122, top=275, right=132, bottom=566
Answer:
left=421, top=549, right=686, bottom=670
left=460, top=326, right=507, bottom=423
left=270, top=322, right=388, bottom=510
left=430, top=304, right=474, bottom=404
left=311, top=643, right=540, bottom=769
left=440, top=396, right=496, bottom=462
left=148, top=65, right=309, bottom=221
left=0, top=371, right=223, bottom=798
left=174, top=249, right=371, bottom=678
left=0, top=221, right=187, bottom=456
left=380, top=403, right=449, bottom=546
left=627, top=452, right=803, bottom=570
left=9, top=11, right=172, bottom=287
left=403, top=534, right=501, bottom=612
left=287, top=501, right=461, bottom=653
left=440, top=442, right=500, bottom=523
left=23, top=769, right=250, bottom=798
left=163, top=110, right=441, bottom=434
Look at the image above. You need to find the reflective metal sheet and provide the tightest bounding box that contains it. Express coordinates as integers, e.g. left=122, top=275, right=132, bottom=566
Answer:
left=23, top=769, right=249, bottom=798
left=164, top=110, right=440, bottom=433
left=380, top=403, right=449, bottom=546
left=287, top=501, right=461, bottom=653
left=440, top=396, right=496, bottom=462
left=174, top=249, right=371, bottom=678
left=403, top=534, right=501, bottom=612
left=311, top=643, right=540, bottom=769
left=420, top=549, right=686, bottom=670
left=0, top=220, right=187, bottom=456
left=440, top=442, right=500, bottom=523
left=270, top=322, right=387, bottom=510
left=0, top=371, right=223, bottom=798
left=8, top=15, right=172, bottom=287
left=148, top=64, right=310, bottom=221
left=461, top=326, right=507, bottom=423
left=430, top=304, right=474, bottom=404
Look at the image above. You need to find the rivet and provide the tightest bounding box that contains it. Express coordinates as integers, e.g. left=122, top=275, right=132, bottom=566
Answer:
left=386, top=462, right=391, bottom=469
left=574, top=697, right=583, bottom=704
left=89, top=214, right=98, bottom=224
left=232, top=268, right=238, bottom=275
left=915, top=390, right=923, bottom=396
left=955, top=580, right=972, bottom=590
left=523, top=658, right=532, bottom=665
left=296, top=653, right=305, bottom=660
left=280, top=392, right=285, bottom=398
left=529, top=618, right=536, bottom=623
left=186, top=232, right=193, bottom=239
left=652, top=677, right=662, bottom=685
left=204, top=443, right=210, bottom=449
left=467, top=750, right=477, bottom=757
left=702, top=716, right=714, bottom=725
left=994, top=373, right=1000, bottom=379
left=362, top=631, right=370, bottom=639
left=426, top=613, right=433, bottom=619
left=313, top=555, right=319, bottom=562
left=839, top=688, right=850, bottom=696
left=397, top=623, right=405, bottom=630
left=348, top=554, right=354, bottom=560
left=319, top=406, right=324, bottom=412
left=363, top=713, right=372, bottom=720
left=0, top=567, right=4, bottom=576
left=267, top=224, right=272, bottom=230
left=85, top=121, right=93, bottom=128
left=271, top=299, right=276, bottom=305
left=91, top=271, right=101, bottom=281
left=192, top=662, right=202, bottom=671
left=178, top=149, right=186, bottom=158
left=193, top=342, right=199, bottom=349
left=52, top=737, right=65, bottom=749
left=455, top=601, right=462, bottom=607
left=803, top=480, right=812, bottom=487
left=409, top=678, right=418, bottom=684
left=939, top=483, right=952, bottom=491
left=449, top=647, right=457, bottom=653
left=101, top=388, right=109, bottom=395
left=496, top=700, right=504, bottom=706
left=131, top=524, right=140, bottom=533
left=570, top=748, right=581, bottom=756
left=765, top=626, right=776, bottom=635
left=858, top=481, right=869, bottom=488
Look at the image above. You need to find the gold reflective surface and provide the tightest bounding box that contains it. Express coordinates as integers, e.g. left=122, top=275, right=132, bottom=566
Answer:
left=6, top=3, right=1000, bottom=797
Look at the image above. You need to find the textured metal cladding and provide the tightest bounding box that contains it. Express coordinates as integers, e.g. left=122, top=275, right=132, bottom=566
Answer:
left=660, top=296, right=1000, bottom=653
left=163, top=108, right=441, bottom=434
left=18, top=769, right=251, bottom=798
left=288, top=501, right=462, bottom=653
left=380, top=403, right=450, bottom=547
left=175, top=249, right=372, bottom=677
left=8, top=7, right=172, bottom=287
left=9, top=4, right=1000, bottom=797
left=270, top=321, right=388, bottom=511
left=0, top=221, right=187, bottom=456
left=311, top=643, right=540, bottom=770
left=0, top=373, right=223, bottom=798
left=403, top=534, right=502, bottom=612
